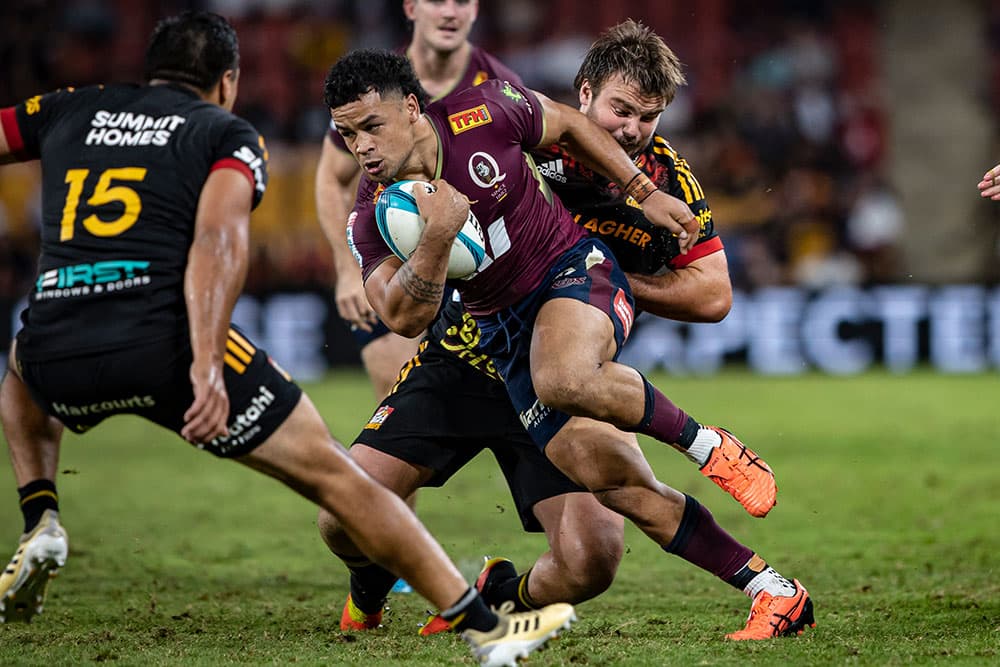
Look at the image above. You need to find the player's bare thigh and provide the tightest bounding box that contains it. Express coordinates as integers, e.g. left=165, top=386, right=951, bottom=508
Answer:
left=236, top=393, right=361, bottom=499
left=544, top=418, right=654, bottom=491
left=360, top=331, right=422, bottom=399
left=348, top=444, right=434, bottom=498
left=530, top=298, right=617, bottom=397
left=544, top=417, right=686, bottom=542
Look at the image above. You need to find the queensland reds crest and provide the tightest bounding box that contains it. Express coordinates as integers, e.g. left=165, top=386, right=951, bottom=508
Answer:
left=468, top=151, right=508, bottom=202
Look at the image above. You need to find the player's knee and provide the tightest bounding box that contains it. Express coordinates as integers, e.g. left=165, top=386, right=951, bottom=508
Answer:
left=567, top=540, right=621, bottom=600
left=592, top=484, right=650, bottom=518
left=532, top=366, right=591, bottom=414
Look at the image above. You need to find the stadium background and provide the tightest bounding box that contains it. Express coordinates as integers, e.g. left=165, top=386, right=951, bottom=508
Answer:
left=1, top=0, right=998, bottom=378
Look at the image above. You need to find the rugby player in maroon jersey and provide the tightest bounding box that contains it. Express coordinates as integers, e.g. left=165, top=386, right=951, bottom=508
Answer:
left=321, top=27, right=812, bottom=641
left=315, top=0, right=521, bottom=402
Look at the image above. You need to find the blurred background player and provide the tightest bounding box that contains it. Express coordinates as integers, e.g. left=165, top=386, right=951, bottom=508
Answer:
left=314, top=0, right=521, bottom=401
left=0, top=13, right=577, bottom=665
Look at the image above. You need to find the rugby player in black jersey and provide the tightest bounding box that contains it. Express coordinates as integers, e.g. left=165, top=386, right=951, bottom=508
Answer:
left=315, top=0, right=521, bottom=402
left=0, top=12, right=578, bottom=664
left=319, top=22, right=813, bottom=641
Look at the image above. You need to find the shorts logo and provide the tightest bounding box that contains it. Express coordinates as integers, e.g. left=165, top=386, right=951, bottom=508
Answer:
left=364, top=405, right=395, bottom=430
left=584, top=245, right=606, bottom=270
left=519, top=399, right=551, bottom=431
left=449, top=104, right=492, bottom=134
left=552, top=276, right=586, bottom=289
left=207, top=385, right=276, bottom=453
left=52, top=395, right=155, bottom=418
left=613, top=288, right=634, bottom=340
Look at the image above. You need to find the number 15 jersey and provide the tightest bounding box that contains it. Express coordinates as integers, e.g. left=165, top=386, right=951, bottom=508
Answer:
left=1, top=83, right=268, bottom=361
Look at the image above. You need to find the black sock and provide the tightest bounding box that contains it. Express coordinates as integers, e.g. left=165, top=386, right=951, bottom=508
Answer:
left=477, top=559, right=519, bottom=607
left=492, top=571, right=539, bottom=611
left=335, top=553, right=399, bottom=615
left=440, top=588, right=498, bottom=633
left=18, top=479, right=58, bottom=534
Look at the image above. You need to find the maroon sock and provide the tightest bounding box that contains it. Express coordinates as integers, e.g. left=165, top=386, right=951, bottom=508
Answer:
left=664, top=495, right=753, bottom=585
left=627, top=374, right=699, bottom=447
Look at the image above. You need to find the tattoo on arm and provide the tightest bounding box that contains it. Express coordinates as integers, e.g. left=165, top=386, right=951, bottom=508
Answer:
left=397, top=263, right=445, bottom=304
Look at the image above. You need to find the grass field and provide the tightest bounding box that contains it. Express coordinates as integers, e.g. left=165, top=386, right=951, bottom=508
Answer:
left=1, top=369, right=998, bottom=666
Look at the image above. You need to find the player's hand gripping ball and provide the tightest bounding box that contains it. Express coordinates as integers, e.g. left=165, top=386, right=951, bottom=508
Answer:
left=375, top=180, right=486, bottom=279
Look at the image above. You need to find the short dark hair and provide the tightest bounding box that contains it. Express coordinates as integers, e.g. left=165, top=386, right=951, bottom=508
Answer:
left=144, top=11, right=239, bottom=91
left=323, top=49, right=429, bottom=111
left=574, top=19, right=686, bottom=104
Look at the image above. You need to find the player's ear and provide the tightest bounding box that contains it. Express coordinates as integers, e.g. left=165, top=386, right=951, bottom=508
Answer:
left=405, top=93, right=421, bottom=122
left=578, top=79, right=593, bottom=111
left=402, top=0, right=416, bottom=21
left=219, top=69, right=239, bottom=111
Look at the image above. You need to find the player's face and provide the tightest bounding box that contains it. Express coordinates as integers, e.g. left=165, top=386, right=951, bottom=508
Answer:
left=331, top=90, right=421, bottom=183
left=405, top=0, right=478, bottom=54
left=579, top=74, right=666, bottom=158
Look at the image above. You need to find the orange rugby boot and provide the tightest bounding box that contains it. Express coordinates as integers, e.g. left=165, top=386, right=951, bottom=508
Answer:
left=417, top=611, right=451, bottom=636
left=339, top=593, right=382, bottom=631
left=700, top=427, right=777, bottom=517
left=726, top=579, right=815, bottom=640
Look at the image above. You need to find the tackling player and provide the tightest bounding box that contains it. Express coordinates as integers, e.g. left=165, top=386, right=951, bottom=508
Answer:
left=0, top=12, right=577, bottom=665
left=315, top=0, right=521, bottom=401
left=322, top=25, right=812, bottom=641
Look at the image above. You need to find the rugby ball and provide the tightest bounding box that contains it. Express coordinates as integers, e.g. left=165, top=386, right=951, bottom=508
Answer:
left=374, top=180, right=486, bottom=279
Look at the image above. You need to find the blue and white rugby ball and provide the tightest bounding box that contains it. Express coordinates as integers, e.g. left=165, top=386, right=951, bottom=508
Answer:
left=374, top=180, right=486, bottom=279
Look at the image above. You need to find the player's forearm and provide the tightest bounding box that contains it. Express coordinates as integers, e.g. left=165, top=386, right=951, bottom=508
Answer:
left=553, top=110, right=645, bottom=195
left=627, top=260, right=731, bottom=323
left=315, top=139, right=361, bottom=273
left=370, top=231, right=453, bottom=337
left=185, top=227, right=248, bottom=364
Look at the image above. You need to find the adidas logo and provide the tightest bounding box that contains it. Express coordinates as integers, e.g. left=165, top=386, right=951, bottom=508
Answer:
left=537, top=159, right=567, bottom=183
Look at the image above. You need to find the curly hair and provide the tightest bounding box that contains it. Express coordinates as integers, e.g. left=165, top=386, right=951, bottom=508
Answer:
left=574, top=19, right=686, bottom=103
left=323, top=49, right=429, bottom=111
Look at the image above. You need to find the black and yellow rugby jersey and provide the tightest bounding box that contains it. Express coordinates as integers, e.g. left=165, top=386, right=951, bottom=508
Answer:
left=1, top=83, right=268, bottom=361
left=532, top=135, right=722, bottom=275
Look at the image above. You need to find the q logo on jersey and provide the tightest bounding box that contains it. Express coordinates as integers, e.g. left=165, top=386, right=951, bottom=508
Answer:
left=468, top=152, right=509, bottom=202
left=468, top=152, right=506, bottom=188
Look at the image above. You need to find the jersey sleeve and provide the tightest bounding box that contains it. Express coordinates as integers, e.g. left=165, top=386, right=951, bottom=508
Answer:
left=478, top=80, right=545, bottom=149
left=210, top=116, right=269, bottom=210
left=348, top=179, right=396, bottom=281
left=1, top=88, right=79, bottom=161
left=654, top=140, right=722, bottom=269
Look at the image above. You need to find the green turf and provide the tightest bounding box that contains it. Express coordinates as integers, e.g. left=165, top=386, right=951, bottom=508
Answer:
left=1, top=369, right=998, bottom=665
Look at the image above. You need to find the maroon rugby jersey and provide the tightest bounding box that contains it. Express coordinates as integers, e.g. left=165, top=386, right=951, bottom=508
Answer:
left=327, top=45, right=523, bottom=150
left=348, top=80, right=586, bottom=316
